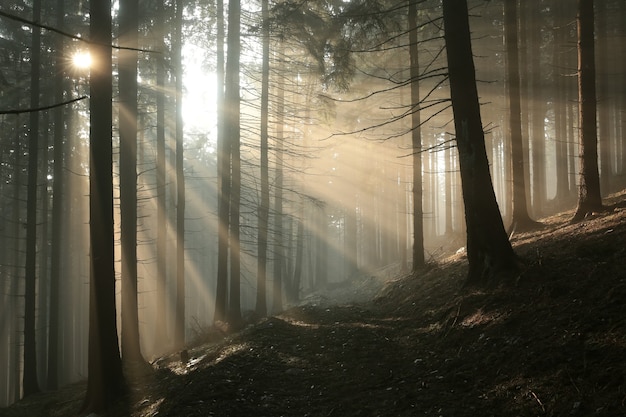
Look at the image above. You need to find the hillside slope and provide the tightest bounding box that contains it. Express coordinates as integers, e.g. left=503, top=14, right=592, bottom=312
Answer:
left=2, top=190, right=626, bottom=417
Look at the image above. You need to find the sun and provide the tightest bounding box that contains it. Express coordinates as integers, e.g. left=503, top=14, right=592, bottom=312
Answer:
left=72, top=51, right=92, bottom=69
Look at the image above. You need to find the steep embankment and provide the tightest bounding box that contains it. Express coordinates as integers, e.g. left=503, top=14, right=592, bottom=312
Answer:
left=2, top=191, right=625, bottom=417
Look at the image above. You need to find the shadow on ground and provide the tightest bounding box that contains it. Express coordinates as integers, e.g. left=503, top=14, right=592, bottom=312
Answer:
left=2, top=191, right=626, bottom=417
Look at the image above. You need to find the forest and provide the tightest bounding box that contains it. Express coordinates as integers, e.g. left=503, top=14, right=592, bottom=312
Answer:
left=0, top=0, right=625, bottom=415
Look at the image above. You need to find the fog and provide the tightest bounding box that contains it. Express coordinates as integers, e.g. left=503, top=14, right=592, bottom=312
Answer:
left=1, top=0, right=624, bottom=407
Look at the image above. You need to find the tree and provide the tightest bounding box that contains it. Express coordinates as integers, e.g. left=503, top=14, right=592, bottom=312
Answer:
left=408, top=0, right=425, bottom=271
left=119, top=0, right=145, bottom=365
left=214, top=0, right=229, bottom=324
left=214, top=0, right=242, bottom=326
left=288, top=209, right=305, bottom=303
left=81, top=0, right=125, bottom=412
left=11, top=118, right=23, bottom=403
left=343, top=199, right=358, bottom=278
left=596, top=0, right=611, bottom=195
left=154, top=0, right=168, bottom=347
left=551, top=0, right=573, bottom=206
left=271, top=42, right=286, bottom=314
left=174, top=0, right=187, bottom=349
left=22, top=0, right=42, bottom=397
left=529, top=3, right=546, bottom=216
left=314, top=204, right=328, bottom=290
left=47, top=0, right=67, bottom=389
left=37, top=100, right=51, bottom=393
left=442, top=0, right=518, bottom=285
left=572, top=0, right=604, bottom=221
left=226, top=0, right=242, bottom=326
left=255, top=0, right=270, bottom=317
left=504, top=0, right=537, bottom=231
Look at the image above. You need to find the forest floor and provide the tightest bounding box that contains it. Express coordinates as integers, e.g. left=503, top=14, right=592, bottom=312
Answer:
left=2, top=190, right=626, bottom=417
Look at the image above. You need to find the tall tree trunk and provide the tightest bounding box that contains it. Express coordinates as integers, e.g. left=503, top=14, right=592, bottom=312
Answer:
left=444, top=141, right=453, bottom=236
left=272, top=45, right=285, bottom=314
left=620, top=1, right=626, bottom=182
left=505, top=0, right=536, bottom=231
left=567, top=87, right=577, bottom=197
left=23, top=0, right=42, bottom=396
left=48, top=35, right=64, bottom=379
left=1, top=143, right=13, bottom=404
left=11, top=118, right=23, bottom=402
left=1, top=230, right=10, bottom=405
left=380, top=163, right=394, bottom=265
left=572, top=0, right=603, bottom=220
left=516, top=1, right=536, bottom=206
left=214, top=0, right=229, bottom=324
left=37, top=108, right=50, bottom=390
left=167, top=75, right=177, bottom=340
left=361, top=184, right=376, bottom=271
left=226, top=0, right=242, bottom=326
left=119, top=0, right=145, bottom=363
left=314, top=204, right=328, bottom=290
left=63, top=107, right=84, bottom=386
left=621, top=14, right=626, bottom=183
left=284, top=215, right=294, bottom=289
left=408, top=0, right=424, bottom=270
left=255, top=0, right=270, bottom=317
left=154, top=0, right=168, bottom=347
left=81, top=0, right=125, bottom=412
left=442, top=0, right=518, bottom=285
left=552, top=0, right=571, bottom=206
left=174, top=0, right=186, bottom=349
left=290, top=210, right=305, bottom=303
left=596, top=1, right=611, bottom=195
left=530, top=6, right=546, bottom=216
left=344, top=201, right=358, bottom=277
left=399, top=166, right=409, bottom=271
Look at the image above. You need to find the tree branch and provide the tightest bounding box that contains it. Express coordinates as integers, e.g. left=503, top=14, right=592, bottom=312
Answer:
left=0, top=95, right=87, bottom=115
left=0, top=10, right=158, bottom=53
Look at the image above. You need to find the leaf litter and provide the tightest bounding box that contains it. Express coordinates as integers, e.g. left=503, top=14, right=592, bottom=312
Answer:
left=2, top=190, right=626, bottom=417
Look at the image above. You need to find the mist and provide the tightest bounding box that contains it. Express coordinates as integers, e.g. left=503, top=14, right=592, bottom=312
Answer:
left=0, top=0, right=624, bottom=409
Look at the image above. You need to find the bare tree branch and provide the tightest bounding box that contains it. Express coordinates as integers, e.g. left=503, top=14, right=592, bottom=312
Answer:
left=0, top=95, right=87, bottom=115
left=0, top=10, right=158, bottom=53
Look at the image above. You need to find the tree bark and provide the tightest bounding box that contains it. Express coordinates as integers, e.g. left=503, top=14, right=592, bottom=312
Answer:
left=442, top=0, right=518, bottom=285
left=47, top=22, right=67, bottom=376
left=214, top=0, right=229, bottom=324
left=226, top=0, right=242, bottom=326
left=409, top=0, right=424, bottom=271
left=596, top=1, right=611, bottom=195
left=271, top=45, right=285, bottom=314
left=344, top=202, right=358, bottom=277
left=154, top=0, right=168, bottom=347
left=504, top=0, right=536, bottom=231
left=314, top=205, right=328, bottom=290
left=572, top=0, right=603, bottom=221
left=81, top=0, right=125, bottom=412
left=37, top=102, right=50, bottom=391
left=290, top=212, right=305, bottom=304
left=530, top=5, right=546, bottom=217
left=444, top=141, right=453, bottom=236
left=256, top=0, right=270, bottom=317
left=23, top=0, right=42, bottom=396
left=174, top=0, right=186, bottom=349
left=119, top=0, right=145, bottom=364
left=11, top=117, right=23, bottom=403
left=552, top=0, right=571, bottom=206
